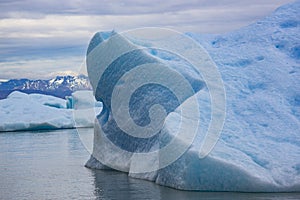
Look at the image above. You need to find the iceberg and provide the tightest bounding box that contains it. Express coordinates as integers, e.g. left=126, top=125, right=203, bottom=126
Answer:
left=66, top=90, right=102, bottom=110
left=70, top=90, right=102, bottom=128
left=0, top=91, right=74, bottom=131
left=0, top=91, right=102, bottom=131
left=85, top=1, right=300, bottom=192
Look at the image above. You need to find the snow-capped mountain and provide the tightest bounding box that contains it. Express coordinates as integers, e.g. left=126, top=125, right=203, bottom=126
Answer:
left=0, top=75, right=92, bottom=99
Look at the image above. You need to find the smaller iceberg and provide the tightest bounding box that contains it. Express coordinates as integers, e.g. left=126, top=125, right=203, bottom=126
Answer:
left=0, top=91, right=102, bottom=132
left=0, top=91, right=74, bottom=131
left=70, top=90, right=102, bottom=128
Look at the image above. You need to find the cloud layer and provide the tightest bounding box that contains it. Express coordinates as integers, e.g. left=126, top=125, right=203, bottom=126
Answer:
left=0, top=0, right=294, bottom=79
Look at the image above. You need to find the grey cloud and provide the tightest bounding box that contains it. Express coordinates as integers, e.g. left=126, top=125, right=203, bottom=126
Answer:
left=0, top=0, right=294, bottom=18
left=0, top=0, right=295, bottom=79
left=0, top=0, right=197, bottom=18
left=0, top=0, right=294, bottom=62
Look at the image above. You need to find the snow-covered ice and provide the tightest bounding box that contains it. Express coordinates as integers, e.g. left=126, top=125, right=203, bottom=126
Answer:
left=0, top=91, right=74, bottom=131
left=67, top=90, right=102, bottom=109
left=70, top=90, right=102, bottom=128
left=0, top=91, right=102, bottom=131
left=28, top=93, right=67, bottom=109
left=85, top=0, right=300, bottom=192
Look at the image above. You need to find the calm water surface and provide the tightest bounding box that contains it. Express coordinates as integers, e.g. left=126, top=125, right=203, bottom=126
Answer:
left=0, top=129, right=299, bottom=200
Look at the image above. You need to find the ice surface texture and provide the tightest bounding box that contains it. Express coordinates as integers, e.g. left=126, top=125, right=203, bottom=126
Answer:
left=86, top=1, right=300, bottom=192
left=71, top=90, right=102, bottom=128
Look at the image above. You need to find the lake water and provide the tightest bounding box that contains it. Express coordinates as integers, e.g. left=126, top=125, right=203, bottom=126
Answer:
left=0, top=129, right=299, bottom=200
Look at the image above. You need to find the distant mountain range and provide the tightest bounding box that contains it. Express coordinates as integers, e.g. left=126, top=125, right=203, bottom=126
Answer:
left=0, top=75, right=92, bottom=99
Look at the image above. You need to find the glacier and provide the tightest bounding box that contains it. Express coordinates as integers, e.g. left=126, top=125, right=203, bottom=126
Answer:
left=0, top=91, right=101, bottom=131
left=85, top=0, right=300, bottom=192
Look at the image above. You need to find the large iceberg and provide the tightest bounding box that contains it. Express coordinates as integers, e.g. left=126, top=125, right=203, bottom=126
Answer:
left=85, top=1, right=300, bottom=192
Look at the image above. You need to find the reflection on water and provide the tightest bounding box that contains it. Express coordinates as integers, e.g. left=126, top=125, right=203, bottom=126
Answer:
left=92, top=170, right=300, bottom=200
left=0, top=129, right=299, bottom=200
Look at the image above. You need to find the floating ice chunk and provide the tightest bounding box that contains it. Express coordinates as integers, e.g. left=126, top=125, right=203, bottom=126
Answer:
left=67, top=90, right=102, bottom=109
left=0, top=91, right=74, bottom=131
left=0, top=91, right=102, bottom=131
left=69, top=90, right=102, bottom=128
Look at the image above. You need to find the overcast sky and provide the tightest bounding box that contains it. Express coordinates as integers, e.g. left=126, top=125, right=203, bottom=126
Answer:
left=0, top=0, right=295, bottom=79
